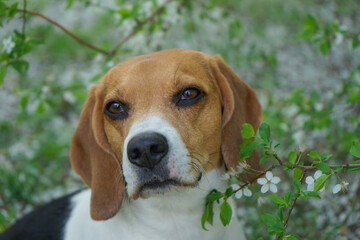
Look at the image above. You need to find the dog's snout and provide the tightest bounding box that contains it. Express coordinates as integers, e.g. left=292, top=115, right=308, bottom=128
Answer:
left=127, top=132, right=169, bottom=169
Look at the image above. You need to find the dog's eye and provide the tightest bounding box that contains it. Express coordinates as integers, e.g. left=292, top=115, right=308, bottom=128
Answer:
left=181, top=89, right=199, bottom=100
left=174, top=86, right=205, bottom=108
left=105, top=100, right=128, bottom=120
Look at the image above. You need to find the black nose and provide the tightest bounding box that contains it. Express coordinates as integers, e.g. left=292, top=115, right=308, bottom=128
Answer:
left=127, top=132, right=169, bottom=169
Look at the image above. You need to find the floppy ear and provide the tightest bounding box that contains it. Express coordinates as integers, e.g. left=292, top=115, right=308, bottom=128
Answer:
left=70, top=84, right=124, bottom=221
left=210, top=55, right=262, bottom=182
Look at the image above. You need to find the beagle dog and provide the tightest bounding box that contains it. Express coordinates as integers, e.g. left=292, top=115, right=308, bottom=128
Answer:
left=0, top=49, right=262, bottom=240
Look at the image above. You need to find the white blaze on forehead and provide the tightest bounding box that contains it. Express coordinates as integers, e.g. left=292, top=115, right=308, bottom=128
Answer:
left=122, top=116, right=194, bottom=197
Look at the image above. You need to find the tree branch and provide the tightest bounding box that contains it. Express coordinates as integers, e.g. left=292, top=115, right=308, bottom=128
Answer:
left=14, top=0, right=174, bottom=56
left=22, top=0, right=27, bottom=34
left=15, top=8, right=110, bottom=55
left=275, top=171, right=306, bottom=240
left=107, top=0, right=174, bottom=56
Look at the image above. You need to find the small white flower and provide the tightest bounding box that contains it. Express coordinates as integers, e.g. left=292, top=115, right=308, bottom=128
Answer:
left=2, top=37, right=15, bottom=54
left=106, top=61, right=115, bottom=68
left=332, top=181, right=349, bottom=194
left=314, top=103, right=323, bottom=111
left=63, top=91, right=76, bottom=104
left=231, top=184, right=252, bottom=199
left=334, top=32, right=344, bottom=45
left=237, top=161, right=249, bottom=173
left=306, top=170, right=325, bottom=192
left=257, top=171, right=280, bottom=193
left=257, top=196, right=267, bottom=206
left=222, top=173, right=231, bottom=181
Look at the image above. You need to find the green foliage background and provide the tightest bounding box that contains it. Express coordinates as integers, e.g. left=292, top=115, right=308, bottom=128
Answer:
left=0, top=0, right=359, bottom=239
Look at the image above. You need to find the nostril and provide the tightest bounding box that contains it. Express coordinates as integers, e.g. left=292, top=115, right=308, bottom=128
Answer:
left=150, top=144, right=165, bottom=154
left=129, top=148, right=141, bottom=160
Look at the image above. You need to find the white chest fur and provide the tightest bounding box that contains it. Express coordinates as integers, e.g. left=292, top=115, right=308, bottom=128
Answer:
left=63, top=169, right=246, bottom=240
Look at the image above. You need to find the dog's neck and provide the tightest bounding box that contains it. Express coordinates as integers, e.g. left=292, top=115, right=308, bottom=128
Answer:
left=65, top=167, right=245, bottom=240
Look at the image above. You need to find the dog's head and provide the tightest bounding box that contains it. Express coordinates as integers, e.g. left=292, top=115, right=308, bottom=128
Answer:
left=70, top=49, right=262, bottom=221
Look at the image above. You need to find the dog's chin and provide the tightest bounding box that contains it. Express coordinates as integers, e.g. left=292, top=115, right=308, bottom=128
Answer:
left=131, top=173, right=202, bottom=200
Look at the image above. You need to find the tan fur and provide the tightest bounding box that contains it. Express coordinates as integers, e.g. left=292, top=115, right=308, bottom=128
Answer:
left=70, top=49, right=262, bottom=221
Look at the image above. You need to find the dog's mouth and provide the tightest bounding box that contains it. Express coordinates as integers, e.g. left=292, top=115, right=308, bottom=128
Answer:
left=141, top=178, right=180, bottom=191
left=133, top=173, right=202, bottom=199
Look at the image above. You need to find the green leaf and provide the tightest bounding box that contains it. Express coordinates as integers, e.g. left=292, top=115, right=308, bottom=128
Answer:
left=261, top=213, right=277, bottom=226
left=224, top=187, right=233, bottom=198
left=314, top=174, right=330, bottom=192
left=277, top=207, right=284, bottom=222
left=303, top=191, right=321, bottom=198
left=308, top=150, right=322, bottom=160
left=7, top=3, right=18, bottom=17
left=316, top=162, right=332, bottom=173
left=201, top=201, right=214, bottom=230
left=321, top=153, right=333, bottom=161
left=297, top=14, right=318, bottom=41
left=36, top=101, right=46, bottom=114
left=293, top=168, right=302, bottom=181
left=350, top=160, right=360, bottom=164
left=345, top=167, right=360, bottom=172
left=0, top=65, right=6, bottom=85
left=260, top=155, right=270, bottom=164
left=284, top=190, right=292, bottom=205
left=350, top=141, right=360, bottom=158
left=259, top=122, right=271, bottom=143
left=293, top=179, right=303, bottom=192
left=353, top=34, right=360, bottom=49
left=285, top=234, right=302, bottom=240
left=285, top=162, right=293, bottom=169
left=288, top=150, right=297, bottom=164
left=66, top=0, right=75, bottom=9
left=201, top=203, right=210, bottom=230
left=19, top=93, right=29, bottom=110
left=268, top=194, right=288, bottom=207
left=206, top=191, right=223, bottom=202
left=220, top=201, right=232, bottom=226
left=241, top=123, right=255, bottom=139
left=10, top=60, right=29, bottom=74
left=333, top=166, right=343, bottom=172
left=319, top=40, right=331, bottom=55
left=239, top=141, right=260, bottom=159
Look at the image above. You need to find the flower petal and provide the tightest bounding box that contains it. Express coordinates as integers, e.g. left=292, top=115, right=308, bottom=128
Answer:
left=231, top=184, right=239, bottom=191
left=265, top=171, right=273, bottom=180
left=235, top=190, right=243, bottom=199
left=305, top=176, right=314, bottom=185
left=314, top=170, right=323, bottom=179
left=271, top=176, right=280, bottom=184
left=257, top=178, right=267, bottom=185
left=243, top=188, right=252, bottom=197
left=307, top=184, right=314, bottom=191
left=261, top=184, right=269, bottom=193
left=269, top=184, right=278, bottom=193
left=332, top=184, right=341, bottom=194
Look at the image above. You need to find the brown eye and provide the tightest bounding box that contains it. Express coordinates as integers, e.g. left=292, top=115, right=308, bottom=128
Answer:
left=105, top=100, right=128, bottom=120
left=181, top=89, right=199, bottom=100
left=173, top=86, right=205, bottom=108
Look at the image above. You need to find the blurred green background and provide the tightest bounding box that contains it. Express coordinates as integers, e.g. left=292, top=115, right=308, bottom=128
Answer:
left=0, top=0, right=359, bottom=239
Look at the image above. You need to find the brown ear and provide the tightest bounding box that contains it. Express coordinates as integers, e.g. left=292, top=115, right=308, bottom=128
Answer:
left=210, top=55, right=262, bottom=182
left=70, top=85, right=124, bottom=221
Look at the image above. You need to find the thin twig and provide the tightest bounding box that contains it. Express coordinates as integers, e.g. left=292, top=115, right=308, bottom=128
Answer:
left=294, top=163, right=360, bottom=170
left=14, top=0, right=174, bottom=56
left=15, top=8, right=109, bottom=55
left=275, top=171, right=306, bottom=240
left=22, top=0, right=26, bottom=35
left=107, top=0, right=174, bottom=56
